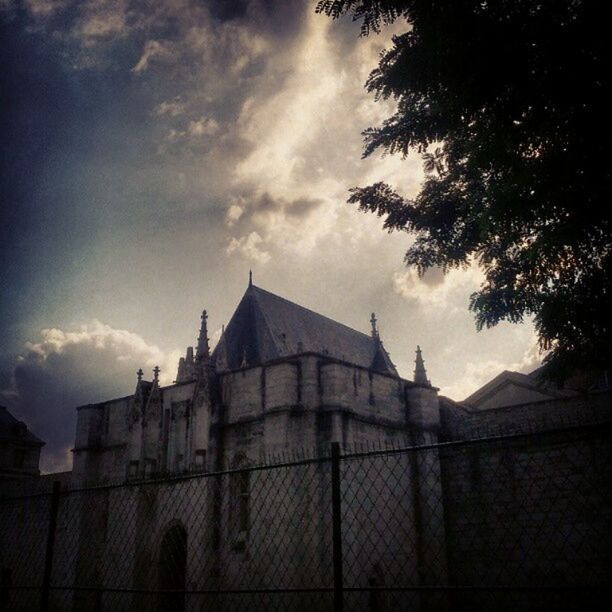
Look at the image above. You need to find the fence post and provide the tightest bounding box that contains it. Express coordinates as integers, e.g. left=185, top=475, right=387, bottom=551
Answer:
left=331, top=442, right=343, bottom=612
left=40, top=481, right=61, bottom=612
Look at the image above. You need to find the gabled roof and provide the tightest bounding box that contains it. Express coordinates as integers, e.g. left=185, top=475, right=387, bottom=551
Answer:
left=0, top=406, right=45, bottom=446
left=463, top=369, right=578, bottom=410
left=211, top=285, right=398, bottom=375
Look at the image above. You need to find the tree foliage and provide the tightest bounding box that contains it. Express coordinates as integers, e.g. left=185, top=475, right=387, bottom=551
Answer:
left=317, top=0, right=611, bottom=381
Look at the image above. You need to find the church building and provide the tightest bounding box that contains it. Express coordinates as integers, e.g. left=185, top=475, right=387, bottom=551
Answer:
left=73, top=278, right=438, bottom=485
left=2, top=280, right=610, bottom=612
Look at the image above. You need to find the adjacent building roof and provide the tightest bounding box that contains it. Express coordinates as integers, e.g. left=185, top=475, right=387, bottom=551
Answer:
left=211, top=284, right=398, bottom=375
left=0, top=406, right=45, bottom=446
left=462, top=369, right=579, bottom=410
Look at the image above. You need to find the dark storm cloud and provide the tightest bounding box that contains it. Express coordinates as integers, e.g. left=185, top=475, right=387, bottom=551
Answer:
left=1, top=0, right=540, bottom=474
left=0, top=0, right=325, bottom=471
left=247, top=192, right=323, bottom=217
left=0, top=8, right=112, bottom=346
left=210, top=0, right=307, bottom=39
left=286, top=197, right=323, bottom=218
left=1, top=322, right=179, bottom=472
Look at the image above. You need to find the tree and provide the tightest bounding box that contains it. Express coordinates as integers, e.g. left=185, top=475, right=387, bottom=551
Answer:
left=317, top=0, right=611, bottom=382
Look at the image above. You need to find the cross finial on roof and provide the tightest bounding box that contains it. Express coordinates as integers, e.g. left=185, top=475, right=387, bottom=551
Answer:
left=137, top=368, right=143, bottom=383
left=196, top=309, right=210, bottom=361
left=153, top=365, right=160, bottom=381
left=249, top=269, right=253, bottom=287
left=370, top=312, right=379, bottom=338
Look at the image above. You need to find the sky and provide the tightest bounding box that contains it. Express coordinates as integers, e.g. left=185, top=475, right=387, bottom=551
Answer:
left=0, top=0, right=538, bottom=472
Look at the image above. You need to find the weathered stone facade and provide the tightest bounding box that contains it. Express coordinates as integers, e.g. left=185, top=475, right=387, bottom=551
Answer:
left=72, top=283, right=437, bottom=485
left=1, top=283, right=611, bottom=611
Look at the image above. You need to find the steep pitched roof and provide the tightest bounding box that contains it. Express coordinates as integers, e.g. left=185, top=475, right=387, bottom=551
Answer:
left=211, top=285, right=398, bottom=375
left=0, top=406, right=45, bottom=446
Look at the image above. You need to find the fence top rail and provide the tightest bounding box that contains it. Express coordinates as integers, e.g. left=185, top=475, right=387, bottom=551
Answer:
left=5, top=584, right=612, bottom=594
left=1, top=419, right=610, bottom=502
left=340, top=419, right=612, bottom=461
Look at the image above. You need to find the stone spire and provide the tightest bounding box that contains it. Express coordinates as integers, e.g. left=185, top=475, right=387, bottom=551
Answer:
left=153, top=365, right=160, bottom=382
left=134, top=368, right=145, bottom=398
left=176, top=357, right=186, bottom=382
left=249, top=269, right=253, bottom=287
left=370, top=312, right=379, bottom=339
left=196, top=310, right=210, bottom=361
left=414, top=345, right=430, bottom=385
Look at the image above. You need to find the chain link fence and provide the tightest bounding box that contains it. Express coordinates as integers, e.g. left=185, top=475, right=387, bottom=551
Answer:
left=1, top=423, right=611, bottom=611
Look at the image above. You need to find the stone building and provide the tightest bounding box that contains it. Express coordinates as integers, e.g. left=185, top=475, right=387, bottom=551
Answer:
left=1, top=281, right=611, bottom=611
left=0, top=405, right=44, bottom=481
left=73, top=279, right=438, bottom=486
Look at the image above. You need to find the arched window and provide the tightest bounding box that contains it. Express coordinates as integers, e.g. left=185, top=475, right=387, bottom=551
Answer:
left=158, top=523, right=187, bottom=612
left=230, top=454, right=250, bottom=550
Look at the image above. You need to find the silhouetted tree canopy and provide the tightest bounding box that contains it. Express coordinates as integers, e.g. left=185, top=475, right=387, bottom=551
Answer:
left=317, top=0, right=611, bottom=382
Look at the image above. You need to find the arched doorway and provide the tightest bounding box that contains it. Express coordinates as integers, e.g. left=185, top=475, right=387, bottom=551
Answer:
left=158, top=523, right=187, bottom=612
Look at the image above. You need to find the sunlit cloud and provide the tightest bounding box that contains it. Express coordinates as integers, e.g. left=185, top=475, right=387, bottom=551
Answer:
left=1, top=0, right=541, bottom=472
left=226, top=231, right=271, bottom=264
left=392, top=265, right=485, bottom=311
left=440, top=336, right=541, bottom=401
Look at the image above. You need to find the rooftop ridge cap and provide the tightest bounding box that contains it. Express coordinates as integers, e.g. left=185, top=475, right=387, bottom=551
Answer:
left=250, top=285, right=374, bottom=342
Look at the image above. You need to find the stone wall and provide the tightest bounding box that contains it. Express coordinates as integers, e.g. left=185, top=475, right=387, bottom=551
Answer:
left=19, top=358, right=612, bottom=610
left=441, top=390, right=612, bottom=440
left=439, top=391, right=612, bottom=610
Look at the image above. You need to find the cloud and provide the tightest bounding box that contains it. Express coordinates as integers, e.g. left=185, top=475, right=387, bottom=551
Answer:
left=224, top=191, right=327, bottom=261
left=152, top=99, right=187, bottom=118
left=187, top=116, right=220, bottom=136
left=70, top=0, right=128, bottom=45
left=2, top=0, right=542, bottom=467
left=1, top=321, right=180, bottom=473
left=218, top=10, right=420, bottom=264
left=23, top=0, right=68, bottom=17
left=392, top=265, right=484, bottom=310
left=225, top=200, right=245, bottom=226
left=161, top=116, right=220, bottom=146
left=226, top=231, right=270, bottom=264
left=132, top=39, right=176, bottom=73
left=440, top=335, right=542, bottom=401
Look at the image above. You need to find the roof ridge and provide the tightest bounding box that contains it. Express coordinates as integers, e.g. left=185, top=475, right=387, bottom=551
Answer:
left=250, top=285, right=373, bottom=341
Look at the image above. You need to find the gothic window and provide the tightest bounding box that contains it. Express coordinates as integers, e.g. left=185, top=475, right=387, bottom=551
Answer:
left=158, top=523, right=187, bottom=612
left=230, top=454, right=250, bottom=550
